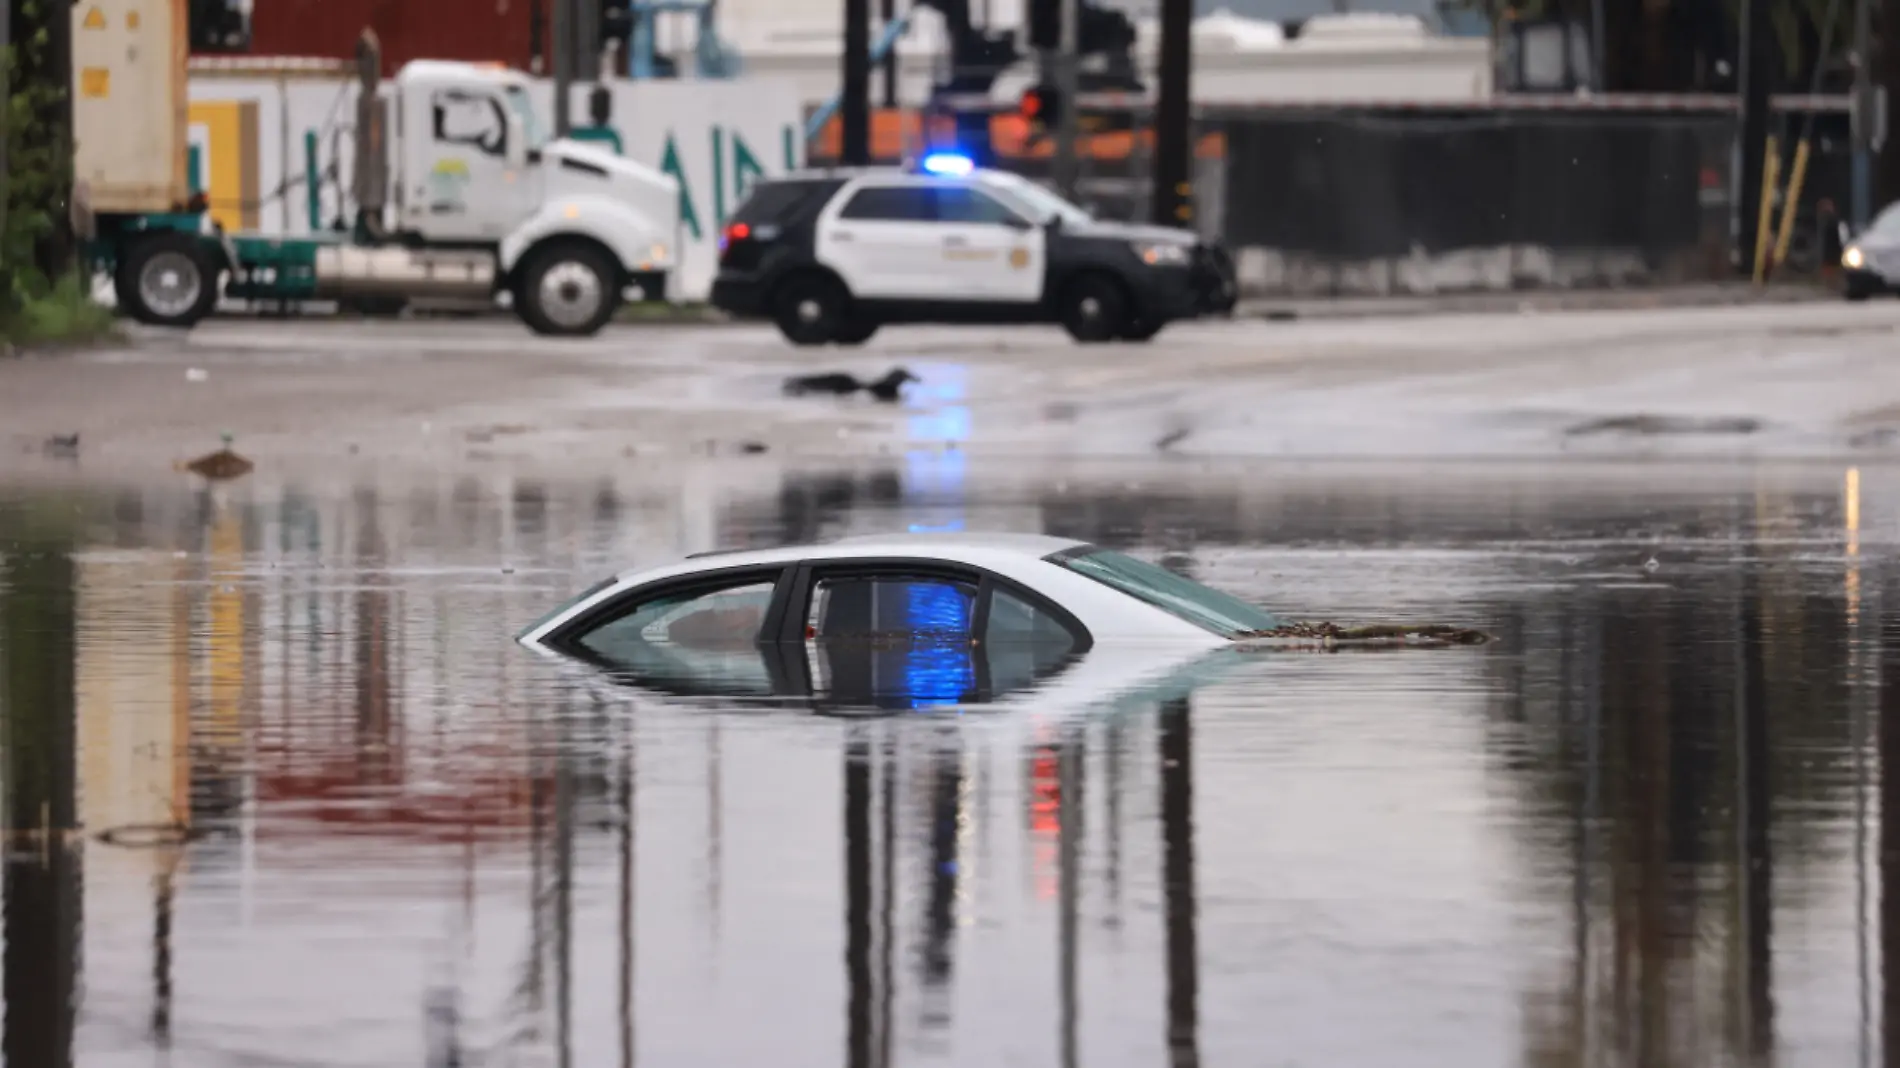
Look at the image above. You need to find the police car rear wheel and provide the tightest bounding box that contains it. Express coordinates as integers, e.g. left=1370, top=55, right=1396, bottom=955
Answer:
left=1120, top=317, right=1164, bottom=342
left=1059, top=273, right=1128, bottom=344
left=773, top=273, right=847, bottom=346
left=833, top=320, right=879, bottom=345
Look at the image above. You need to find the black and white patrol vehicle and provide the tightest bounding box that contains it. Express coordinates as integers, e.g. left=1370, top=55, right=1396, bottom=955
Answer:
left=709, top=153, right=1239, bottom=345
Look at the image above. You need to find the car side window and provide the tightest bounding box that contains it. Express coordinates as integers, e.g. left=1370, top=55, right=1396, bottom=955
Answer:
left=935, top=187, right=1024, bottom=227
left=576, top=579, right=777, bottom=660
left=838, top=185, right=936, bottom=223
left=983, top=587, right=1080, bottom=692
left=984, top=588, right=1077, bottom=648
left=806, top=573, right=979, bottom=642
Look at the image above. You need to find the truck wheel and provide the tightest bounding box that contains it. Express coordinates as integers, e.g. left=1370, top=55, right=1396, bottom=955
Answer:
left=1059, top=273, right=1128, bottom=344
left=772, top=273, right=848, bottom=346
left=117, top=232, right=221, bottom=328
left=516, top=240, right=618, bottom=337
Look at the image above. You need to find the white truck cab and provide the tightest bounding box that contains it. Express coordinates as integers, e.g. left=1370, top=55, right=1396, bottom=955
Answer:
left=385, top=61, right=681, bottom=334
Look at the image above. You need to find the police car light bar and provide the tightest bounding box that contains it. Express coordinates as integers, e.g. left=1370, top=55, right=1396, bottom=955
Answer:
left=920, top=152, right=974, bottom=177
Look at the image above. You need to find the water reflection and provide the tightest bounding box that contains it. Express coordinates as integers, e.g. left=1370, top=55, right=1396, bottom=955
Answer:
left=0, top=466, right=1895, bottom=1065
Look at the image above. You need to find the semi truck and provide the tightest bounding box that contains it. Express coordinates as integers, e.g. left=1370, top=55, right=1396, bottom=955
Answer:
left=72, top=0, right=682, bottom=335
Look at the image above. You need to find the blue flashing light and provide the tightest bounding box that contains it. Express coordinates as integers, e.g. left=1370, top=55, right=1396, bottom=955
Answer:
left=921, top=152, right=974, bottom=177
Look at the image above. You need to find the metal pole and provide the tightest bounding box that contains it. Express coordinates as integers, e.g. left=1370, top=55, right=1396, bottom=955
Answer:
left=1589, top=0, right=1606, bottom=90
left=1735, top=0, right=1773, bottom=274
left=1150, top=0, right=1192, bottom=227
left=552, top=0, right=574, bottom=136
left=1851, top=0, right=1874, bottom=229
left=842, top=0, right=872, bottom=164
left=2, top=0, right=12, bottom=281
left=879, top=0, right=896, bottom=108
left=1052, top=0, right=1080, bottom=198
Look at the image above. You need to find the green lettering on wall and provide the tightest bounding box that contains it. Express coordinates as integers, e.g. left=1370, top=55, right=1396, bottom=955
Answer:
left=661, top=133, right=701, bottom=241
left=710, top=126, right=727, bottom=230
left=783, top=124, right=798, bottom=171
left=731, top=134, right=766, bottom=206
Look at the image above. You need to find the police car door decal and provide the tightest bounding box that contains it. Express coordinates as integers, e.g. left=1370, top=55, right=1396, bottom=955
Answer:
left=935, top=186, right=1042, bottom=303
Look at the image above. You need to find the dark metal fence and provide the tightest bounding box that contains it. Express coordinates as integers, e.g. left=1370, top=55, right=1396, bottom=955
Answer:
left=1213, top=110, right=1739, bottom=293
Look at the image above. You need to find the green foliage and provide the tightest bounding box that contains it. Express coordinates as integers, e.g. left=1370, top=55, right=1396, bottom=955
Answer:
left=4, top=272, right=116, bottom=346
left=2, top=0, right=111, bottom=345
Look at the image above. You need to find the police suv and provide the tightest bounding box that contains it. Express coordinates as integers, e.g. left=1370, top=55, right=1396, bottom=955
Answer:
left=709, top=153, right=1239, bottom=345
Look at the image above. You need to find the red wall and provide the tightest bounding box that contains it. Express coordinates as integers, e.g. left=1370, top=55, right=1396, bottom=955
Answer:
left=246, top=0, right=542, bottom=75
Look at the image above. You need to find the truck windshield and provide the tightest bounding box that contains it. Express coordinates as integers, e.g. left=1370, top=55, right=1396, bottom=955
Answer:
left=1049, top=547, right=1283, bottom=638
left=505, top=86, right=547, bottom=150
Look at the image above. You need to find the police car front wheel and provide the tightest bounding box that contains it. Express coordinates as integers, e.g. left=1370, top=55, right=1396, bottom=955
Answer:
left=1059, top=273, right=1129, bottom=344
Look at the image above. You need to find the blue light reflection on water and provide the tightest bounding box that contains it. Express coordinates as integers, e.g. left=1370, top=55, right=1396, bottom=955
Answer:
left=906, top=364, right=969, bottom=536
left=898, top=365, right=975, bottom=705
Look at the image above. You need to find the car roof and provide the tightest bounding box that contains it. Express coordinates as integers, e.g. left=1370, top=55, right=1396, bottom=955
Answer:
left=625, top=531, right=1090, bottom=582
left=518, top=531, right=1226, bottom=648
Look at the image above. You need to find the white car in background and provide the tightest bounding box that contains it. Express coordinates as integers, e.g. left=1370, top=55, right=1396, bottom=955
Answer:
left=516, top=532, right=1287, bottom=712
left=1845, top=202, right=1900, bottom=300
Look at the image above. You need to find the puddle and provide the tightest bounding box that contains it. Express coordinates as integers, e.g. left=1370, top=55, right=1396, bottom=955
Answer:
left=0, top=460, right=1890, bottom=1066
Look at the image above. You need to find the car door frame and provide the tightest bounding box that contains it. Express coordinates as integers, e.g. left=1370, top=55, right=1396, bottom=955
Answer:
left=929, top=183, right=1046, bottom=304
left=537, top=562, right=807, bottom=695
left=771, top=557, right=1095, bottom=704
left=816, top=178, right=941, bottom=300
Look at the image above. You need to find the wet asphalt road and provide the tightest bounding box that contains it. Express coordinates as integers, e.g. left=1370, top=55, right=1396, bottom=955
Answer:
left=3, top=308, right=1900, bottom=1066
left=5, top=301, right=1900, bottom=478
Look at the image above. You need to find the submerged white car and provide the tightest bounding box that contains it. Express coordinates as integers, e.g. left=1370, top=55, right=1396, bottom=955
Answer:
left=515, top=532, right=1288, bottom=711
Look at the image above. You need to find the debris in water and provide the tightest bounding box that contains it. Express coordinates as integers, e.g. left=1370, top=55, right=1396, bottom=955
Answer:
left=181, top=432, right=254, bottom=481
left=783, top=367, right=919, bottom=403
left=1236, top=621, right=1492, bottom=648
left=41, top=432, right=79, bottom=457
left=1564, top=413, right=1762, bottom=437
left=739, top=441, right=769, bottom=454
left=185, top=367, right=208, bottom=382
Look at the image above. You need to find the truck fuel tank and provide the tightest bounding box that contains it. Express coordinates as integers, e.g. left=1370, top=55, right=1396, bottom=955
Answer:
left=313, top=245, right=496, bottom=300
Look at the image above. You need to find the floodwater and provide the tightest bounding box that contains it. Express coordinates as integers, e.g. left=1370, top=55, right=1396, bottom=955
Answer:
left=1, top=460, right=1895, bottom=1068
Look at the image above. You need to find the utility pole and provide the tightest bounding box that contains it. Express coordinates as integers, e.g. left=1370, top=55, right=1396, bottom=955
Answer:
left=880, top=0, right=897, bottom=108
left=842, top=0, right=872, bottom=164
left=1734, top=0, right=1773, bottom=274
left=1850, top=0, right=1875, bottom=228
left=2, top=0, right=13, bottom=304
left=1149, top=0, right=1192, bottom=228
left=552, top=0, right=574, bottom=136
left=1052, top=0, right=1080, bottom=199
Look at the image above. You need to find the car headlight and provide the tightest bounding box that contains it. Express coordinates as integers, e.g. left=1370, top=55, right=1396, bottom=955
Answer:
left=1134, top=242, right=1191, bottom=266
left=1844, top=245, right=1865, bottom=269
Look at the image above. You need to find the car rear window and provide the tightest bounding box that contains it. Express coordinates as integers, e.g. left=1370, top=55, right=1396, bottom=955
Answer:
left=730, top=179, right=843, bottom=225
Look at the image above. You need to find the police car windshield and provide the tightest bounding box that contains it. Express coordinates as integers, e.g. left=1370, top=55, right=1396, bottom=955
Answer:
left=981, top=172, right=1093, bottom=226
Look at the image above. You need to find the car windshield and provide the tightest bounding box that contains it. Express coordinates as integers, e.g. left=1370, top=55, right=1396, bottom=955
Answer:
left=980, top=172, right=1093, bottom=226
left=1050, top=548, right=1283, bottom=638
left=504, top=85, right=547, bottom=150
left=1871, top=203, right=1900, bottom=236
